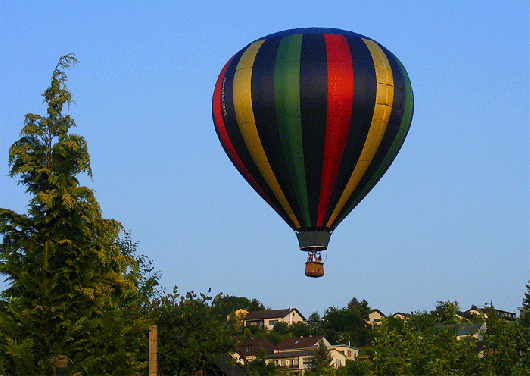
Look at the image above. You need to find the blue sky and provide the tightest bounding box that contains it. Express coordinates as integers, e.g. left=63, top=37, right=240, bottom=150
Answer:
left=1, top=0, right=528, bottom=318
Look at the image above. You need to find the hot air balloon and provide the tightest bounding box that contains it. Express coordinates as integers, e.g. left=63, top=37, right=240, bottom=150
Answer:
left=212, top=28, right=413, bottom=277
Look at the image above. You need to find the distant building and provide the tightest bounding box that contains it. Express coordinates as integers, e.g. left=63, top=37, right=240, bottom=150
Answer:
left=264, top=336, right=358, bottom=371
left=367, top=309, right=386, bottom=326
left=235, top=336, right=275, bottom=363
left=243, top=308, right=305, bottom=331
left=391, top=312, right=411, bottom=320
left=464, top=307, right=517, bottom=321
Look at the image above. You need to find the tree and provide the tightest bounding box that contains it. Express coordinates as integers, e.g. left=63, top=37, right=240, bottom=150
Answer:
left=272, top=321, right=289, bottom=335
left=306, top=339, right=333, bottom=375
left=431, top=300, right=460, bottom=324
left=370, top=312, right=484, bottom=375
left=347, top=297, right=371, bottom=321
left=523, top=281, right=530, bottom=310
left=287, top=321, right=312, bottom=338
left=152, top=288, right=237, bottom=374
left=481, top=304, right=530, bottom=374
left=0, top=54, right=153, bottom=374
left=307, top=311, right=322, bottom=333
left=321, top=306, right=370, bottom=346
left=212, top=294, right=266, bottom=320
left=244, top=351, right=277, bottom=376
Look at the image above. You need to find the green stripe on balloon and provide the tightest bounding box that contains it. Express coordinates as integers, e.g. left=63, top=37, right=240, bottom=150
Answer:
left=274, top=34, right=311, bottom=228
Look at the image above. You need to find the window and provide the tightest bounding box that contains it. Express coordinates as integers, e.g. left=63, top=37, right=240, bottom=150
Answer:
left=269, top=320, right=278, bottom=325
left=246, top=346, right=251, bottom=353
left=347, top=350, right=352, bottom=357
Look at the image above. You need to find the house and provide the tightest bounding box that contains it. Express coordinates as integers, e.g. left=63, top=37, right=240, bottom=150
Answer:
left=367, top=309, right=386, bottom=326
left=495, top=309, right=516, bottom=321
left=464, top=307, right=517, bottom=321
left=227, top=309, right=248, bottom=330
left=457, top=322, right=486, bottom=341
left=243, top=308, right=305, bottom=330
left=329, top=344, right=359, bottom=367
left=234, top=336, right=275, bottom=364
left=264, top=336, right=358, bottom=372
left=265, top=336, right=329, bottom=372
left=391, top=312, right=411, bottom=320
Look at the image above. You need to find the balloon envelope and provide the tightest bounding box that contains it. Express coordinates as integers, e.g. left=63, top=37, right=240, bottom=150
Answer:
left=212, top=28, right=413, bottom=249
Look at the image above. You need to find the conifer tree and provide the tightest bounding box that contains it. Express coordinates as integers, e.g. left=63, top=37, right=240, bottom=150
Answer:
left=523, top=281, right=530, bottom=310
left=0, top=54, right=152, bottom=374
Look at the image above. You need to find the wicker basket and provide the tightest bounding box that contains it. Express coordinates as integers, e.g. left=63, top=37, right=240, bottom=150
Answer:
left=305, top=261, right=324, bottom=278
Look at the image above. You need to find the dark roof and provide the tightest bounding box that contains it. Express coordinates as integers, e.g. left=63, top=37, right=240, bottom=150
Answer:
left=244, top=308, right=305, bottom=321
left=236, top=337, right=275, bottom=356
left=391, top=312, right=411, bottom=317
left=275, top=336, right=323, bottom=351
left=369, top=309, right=386, bottom=317
left=211, top=353, right=247, bottom=376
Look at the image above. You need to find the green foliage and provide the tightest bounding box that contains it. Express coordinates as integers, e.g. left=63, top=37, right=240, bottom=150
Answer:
left=244, top=352, right=277, bottom=376
left=305, top=339, right=333, bottom=375
left=347, top=297, right=371, bottom=321
left=321, top=306, right=371, bottom=346
left=212, top=294, right=266, bottom=320
left=0, top=54, right=154, bottom=374
left=523, top=281, right=530, bottom=310
left=152, top=288, right=237, bottom=374
left=272, top=321, right=289, bottom=335
left=335, top=295, right=530, bottom=375
left=336, top=358, right=372, bottom=376
left=371, top=317, right=483, bottom=375
left=431, top=300, right=460, bottom=324
left=481, top=305, right=530, bottom=374
left=287, top=321, right=312, bottom=338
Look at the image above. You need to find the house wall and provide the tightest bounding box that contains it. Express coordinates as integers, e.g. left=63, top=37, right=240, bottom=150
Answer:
left=367, top=311, right=384, bottom=326
left=262, top=310, right=304, bottom=330
left=329, top=345, right=358, bottom=368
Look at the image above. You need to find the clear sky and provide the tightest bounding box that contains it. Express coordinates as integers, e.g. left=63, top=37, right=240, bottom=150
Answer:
left=1, top=0, right=529, bottom=318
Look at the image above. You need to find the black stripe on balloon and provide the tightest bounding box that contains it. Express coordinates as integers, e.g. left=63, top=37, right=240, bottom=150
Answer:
left=299, top=33, right=328, bottom=229
left=322, top=35, right=377, bottom=228
left=331, top=45, right=409, bottom=229
left=221, top=47, right=294, bottom=228
left=251, top=36, right=304, bottom=228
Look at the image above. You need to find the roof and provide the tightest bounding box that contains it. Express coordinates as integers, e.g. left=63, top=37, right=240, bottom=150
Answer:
left=332, top=344, right=360, bottom=350
left=236, top=337, right=275, bottom=356
left=369, top=309, right=386, bottom=317
left=244, top=308, right=305, bottom=321
left=457, top=322, right=486, bottom=336
left=265, top=349, right=314, bottom=359
left=391, top=312, right=411, bottom=317
left=210, top=354, right=247, bottom=376
left=275, top=336, right=323, bottom=351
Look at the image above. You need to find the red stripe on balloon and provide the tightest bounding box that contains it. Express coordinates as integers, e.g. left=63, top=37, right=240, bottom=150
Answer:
left=317, top=34, right=354, bottom=227
left=213, top=56, right=286, bottom=222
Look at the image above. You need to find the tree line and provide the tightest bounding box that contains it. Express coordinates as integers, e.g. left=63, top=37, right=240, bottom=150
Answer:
left=0, top=55, right=528, bottom=375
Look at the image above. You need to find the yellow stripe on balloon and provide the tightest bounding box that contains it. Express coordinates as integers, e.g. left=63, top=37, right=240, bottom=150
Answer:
left=233, top=40, right=301, bottom=228
left=326, top=39, right=395, bottom=228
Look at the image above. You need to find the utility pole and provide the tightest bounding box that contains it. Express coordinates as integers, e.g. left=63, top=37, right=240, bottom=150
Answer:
left=149, top=325, right=158, bottom=376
